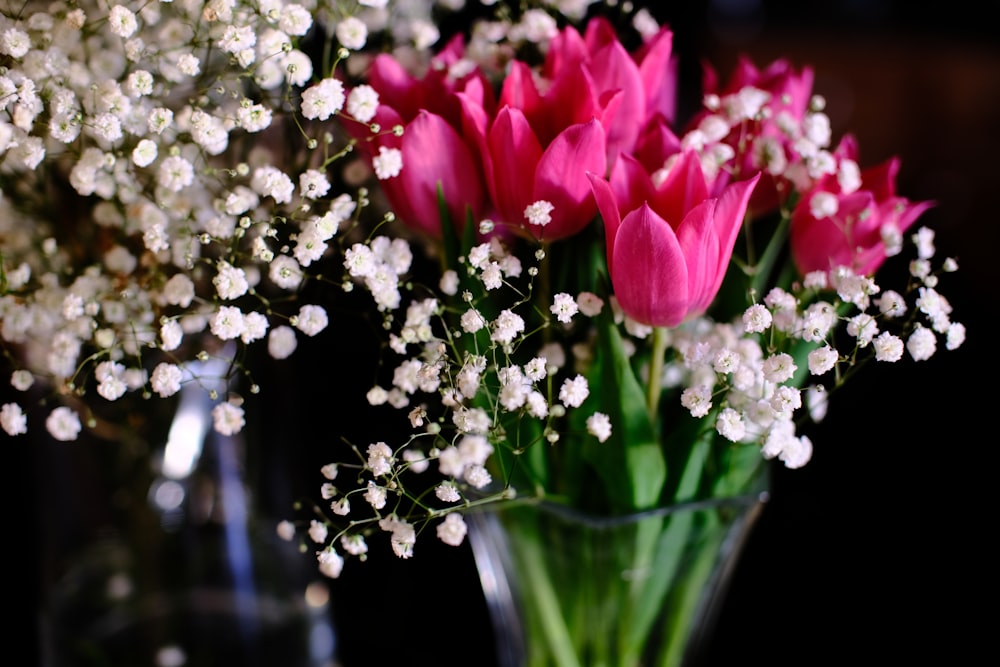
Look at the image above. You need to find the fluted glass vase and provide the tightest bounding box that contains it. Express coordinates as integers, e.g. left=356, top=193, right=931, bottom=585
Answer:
left=468, top=459, right=768, bottom=667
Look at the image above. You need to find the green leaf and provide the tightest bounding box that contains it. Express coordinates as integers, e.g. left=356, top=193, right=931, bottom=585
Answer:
left=573, top=309, right=666, bottom=513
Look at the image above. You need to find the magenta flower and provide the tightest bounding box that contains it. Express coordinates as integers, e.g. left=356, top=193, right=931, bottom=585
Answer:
left=693, top=55, right=816, bottom=218
left=476, top=106, right=607, bottom=242
left=542, top=16, right=676, bottom=161
left=589, top=151, right=760, bottom=327
left=369, top=107, right=487, bottom=238
left=790, top=135, right=934, bottom=276
left=359, top=36, right=495, bottom=237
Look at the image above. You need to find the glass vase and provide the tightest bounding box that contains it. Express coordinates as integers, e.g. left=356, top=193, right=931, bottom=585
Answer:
left=468, top=462, right=768, bottom=667
left=31, top=354, right=336, bottom=667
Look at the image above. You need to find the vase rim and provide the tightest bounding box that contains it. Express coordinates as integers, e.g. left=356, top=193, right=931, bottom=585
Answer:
left=471, top=489, right=770, bottom=529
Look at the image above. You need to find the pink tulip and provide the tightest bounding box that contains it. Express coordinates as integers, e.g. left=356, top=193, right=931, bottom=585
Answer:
left=790, top=135, right=933, bottom=276
left=589, top=151, right=760, bottom=327
left=479, top=106, right=607, bottom=242
left=367, top=33, right=496, bottom=127
left=532, top=17, right=676, bottom=161
left=540, top=16, right=676, bottom=161
left=370, top=106, right=487, bottom=238
left=693, top=55, right=816, bottom=218
left=359, top=36, right=495, bottom=237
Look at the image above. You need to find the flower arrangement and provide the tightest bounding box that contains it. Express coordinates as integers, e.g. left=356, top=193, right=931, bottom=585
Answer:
left=1, top=0, right=967, bottom=662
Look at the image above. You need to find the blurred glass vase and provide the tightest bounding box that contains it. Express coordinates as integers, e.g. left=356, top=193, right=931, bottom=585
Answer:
left=34, top=353, right=335, bottom=667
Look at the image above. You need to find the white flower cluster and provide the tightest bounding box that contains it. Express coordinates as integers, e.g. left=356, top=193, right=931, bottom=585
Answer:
left=669, top=228, right=963, bottom=469
left=283, top=226, right=624, bottom=575
left=0, top=0, right=464, bottom=441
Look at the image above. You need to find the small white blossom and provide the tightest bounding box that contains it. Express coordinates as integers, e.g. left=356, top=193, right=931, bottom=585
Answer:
left=524, top=200, right=554, bottom=227
left=402, top=448, right=429, bottom=473
left=346, top=85, right=379, bottom=123
left=276, top=521, right=296, bottom=541
left=872, top=332, right=904, bottom=362
left=846, top=313, right=878, bottom=347
left=946, top=322, right=966, bottom=351
left=213, top=261, right=249, bottom=300
left=460, top=308, right=488, bottom=333
left=0, top=403, right=27, bottom=436
left=373, top=146, right=403, bottom=179
left=308, top=520, right=329, bottom=544
left=577, top=292, right=604, bottom=317
left=742, top=303, right=772, bottom=333
left=761, top=353, right=797, bottom=383
left=550, top=293, right=578, bottom=324
left=809, top=191, right=839, bottom=219
left=491, top=309, right=525, bottom=345
left=151, top=363, right=184, bottom=397
left=212, top=401, right=245, bottom=436
left=876, top=290, right=907, bottom=318
left=336, top=16, right=368, bottom=50
left=364, top=481, right=387, bottom=509
left=367, top=442, right=395, bottom=477
left=586, top=412, right=612, bottom=443
left=294, top=305, right=328, bottom=336
left=317, top=548, right=343, bottom=579
left=95, top=360, right=128, bottom=401
left=808, top=346, right=839, bottom=375
left=680, top=386, right=712, bottom=418
left=465, top=465, right=492, bottom=489
left=300, top=78, right=345, bottom=121
left=10, top=370, right=33, bottom=392
left=436, top=482, right=461, bottom=503
left=108, top=6, right=138, bottom=38
left=436, top=513, right=468, bottom=547
left=131, top=139, right=158, bottom=167
left=906, top=325, right=937, bottom=361
left=913, top=226, right=936, bottom=260
left=558, top=374, right=589, bottom=408
left=268, top=326, right=298, bottom=360
left=210, top=306, right=246, bottom=340
left=46, top=406, right=82, bottom=442
left=716, top=408, right=746, bottom=442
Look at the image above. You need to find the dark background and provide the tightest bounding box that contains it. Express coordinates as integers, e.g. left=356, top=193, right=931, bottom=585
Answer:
left=13, top=1, right=996, bottom=665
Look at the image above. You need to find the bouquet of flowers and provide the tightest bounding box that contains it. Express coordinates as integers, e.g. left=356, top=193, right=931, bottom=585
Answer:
left=0, top=1, right=966, bottom=665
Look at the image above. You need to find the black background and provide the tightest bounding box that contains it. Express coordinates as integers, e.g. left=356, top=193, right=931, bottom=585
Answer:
left=12, top=1, right=996, bottom=665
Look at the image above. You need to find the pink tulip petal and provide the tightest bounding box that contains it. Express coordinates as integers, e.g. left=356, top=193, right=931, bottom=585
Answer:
left=675, top=199, right=720, bottom=316
left=536, top=65, right=603, bottom=145
left=499, top=61, right=544, bottom=118
left=400, top=111, right=484, bottom=236
left=587, top=39, right=644, bottom=158
left=609, top=154, right=659, bottom=216
left=369, top=54, right=421, bottom=118
left=652, top=150, right=710, bottom=227
left=488, top=106, right=544, bottom=227
left=588, top=173, right=622, bottom=276
left=545, top=24, right=588, bottom=78
left=791, top=191, right=874, bottom=274
left=633, top=114, right=682, bottom=174
left=613, top=204, right=689, bottom=327
left=636, top=27, right=676, bottom=124
left=583, top=15, right=618, bottom=50
left=710, top=173, right=760, bottom=276
left=533, top=119, right=607, bottom=240
left=862, top=156, right=901, bottom=200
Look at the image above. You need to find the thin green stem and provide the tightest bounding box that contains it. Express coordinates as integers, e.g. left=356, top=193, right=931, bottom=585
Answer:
left=646, top=326, right=669, bottom=421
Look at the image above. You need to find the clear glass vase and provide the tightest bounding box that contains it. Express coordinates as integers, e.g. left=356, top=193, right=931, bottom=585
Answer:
left=468, top=462, right=769, bottom=667
left=32, top=355, right=336, bottom=667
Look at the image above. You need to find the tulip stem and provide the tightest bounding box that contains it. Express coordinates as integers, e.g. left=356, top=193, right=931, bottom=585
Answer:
left=646, top=326, right=669, bottom=422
